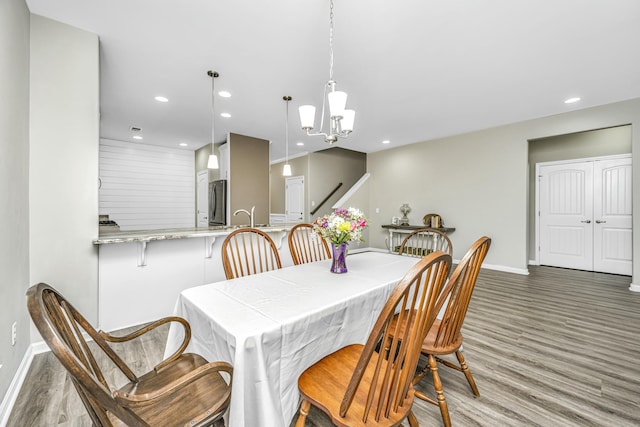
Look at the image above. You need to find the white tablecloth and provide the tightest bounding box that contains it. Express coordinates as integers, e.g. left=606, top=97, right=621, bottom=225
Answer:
left=165, top=251, right=419, bottom=427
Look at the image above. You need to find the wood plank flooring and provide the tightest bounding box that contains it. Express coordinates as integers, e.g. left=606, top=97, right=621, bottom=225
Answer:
left=7, top=266, right=640, bottom=426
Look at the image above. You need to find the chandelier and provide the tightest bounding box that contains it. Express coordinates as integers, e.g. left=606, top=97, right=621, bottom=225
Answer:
left=299, top=0, right=355, bottom=144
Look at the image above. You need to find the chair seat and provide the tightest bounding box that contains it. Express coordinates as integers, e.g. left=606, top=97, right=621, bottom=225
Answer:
left=111, top=353, right=230, bottom=426
left=298, top=344, right=415, bottom=427
left=420, top=319, right=463, bottom=355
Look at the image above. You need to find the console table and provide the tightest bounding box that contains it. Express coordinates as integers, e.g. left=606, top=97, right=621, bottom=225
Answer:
left=381, top=224, right=456, bottom=254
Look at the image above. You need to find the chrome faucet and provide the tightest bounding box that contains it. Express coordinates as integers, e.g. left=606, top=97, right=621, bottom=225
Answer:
left=233, top=206, right=256, bottom=228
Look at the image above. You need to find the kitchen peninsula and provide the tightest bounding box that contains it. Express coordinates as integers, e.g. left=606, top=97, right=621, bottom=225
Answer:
left=94, top=225, right=294, bottom=331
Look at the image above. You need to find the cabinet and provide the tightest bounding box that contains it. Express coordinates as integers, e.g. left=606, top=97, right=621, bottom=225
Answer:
left=538, top=156, right=632, bottom=275
left=381, top=225, right=456, bottom=254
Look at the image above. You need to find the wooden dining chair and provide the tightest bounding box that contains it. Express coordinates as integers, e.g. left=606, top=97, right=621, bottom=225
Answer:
left=397, top=228, right=453, bottom=257
left=288, top=223, right=331, bottom=265
left=295, top=251, right=452, bottom=427
left=26, top=282, right=233, bottom=427
left=221, top=227, right=283, bottom=279
left=413, top=236, right=491, bottom=427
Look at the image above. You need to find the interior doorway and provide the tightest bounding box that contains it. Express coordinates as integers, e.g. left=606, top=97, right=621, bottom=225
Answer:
left=285, top=176, right=304, bottom=223
left=528, top=125, right=632, bottom=266
left=537, top=155, right=632, bottom=275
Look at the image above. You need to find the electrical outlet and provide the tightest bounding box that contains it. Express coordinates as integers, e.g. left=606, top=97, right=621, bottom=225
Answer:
left=11, top=321, right=17, bottom=346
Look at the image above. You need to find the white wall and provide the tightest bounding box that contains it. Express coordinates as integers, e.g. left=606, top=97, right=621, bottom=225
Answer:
left=29, top=15, right=100, bottom=332
left=0, top=0, right=31, bottom=404
left=367, top=98, right=640, bottom=283
left=99, top=139, right=196, bottom=230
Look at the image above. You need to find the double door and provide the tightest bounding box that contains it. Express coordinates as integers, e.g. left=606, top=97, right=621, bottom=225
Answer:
left=538, top=156, right=632, bottom=275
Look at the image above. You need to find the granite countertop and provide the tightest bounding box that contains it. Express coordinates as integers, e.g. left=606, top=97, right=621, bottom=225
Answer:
left=93, top=225, right=293, bottom=245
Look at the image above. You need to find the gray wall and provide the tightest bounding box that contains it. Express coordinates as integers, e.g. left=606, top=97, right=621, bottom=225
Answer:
left=527, top=125, right=632, bottom=259
left=0, top=0, right=31, bottom=403
left=29, top=15, right=100, bottom=331
left=270, top=154, right=309, bottom=214
left=308, top=148, right=367, bottom=220
left=270, top=148, right=367, bottom=223
left=229, top=133, right=270, bottom=226
left=366, top=99, right=640, bottom=283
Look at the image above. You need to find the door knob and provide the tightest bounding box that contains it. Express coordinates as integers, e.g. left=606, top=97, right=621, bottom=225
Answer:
left=595, top=220, right=606, bottom=224
left=581, top=220, right=591, bottom=223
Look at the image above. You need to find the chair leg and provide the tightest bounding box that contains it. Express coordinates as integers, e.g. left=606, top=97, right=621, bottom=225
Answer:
left=295, top=399, right=311, bottom=427
left=407, top=409, right=419, bottom=427
left=412, top=363, right=429, bottom=386
left=455, top=350, right=480, bottom=397
left=429, top=354, right=452, bottom=427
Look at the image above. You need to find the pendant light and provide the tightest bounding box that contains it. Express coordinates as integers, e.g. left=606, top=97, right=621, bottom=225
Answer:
left=283, top=96, right=292, bottom=177
left=207, top=70, right=219, bottom=169
left=299, top=0, right=355, bottom=144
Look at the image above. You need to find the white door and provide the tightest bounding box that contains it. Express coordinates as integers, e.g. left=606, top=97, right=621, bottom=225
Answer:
left=285, top=176, right=304, bottom=223
left=538, top=156, right=632, bottom=275
left=196, top=170, right=209, bottom=227
left=539, top=162, right=594, bottom=271
left=593, top=158, right=632, bottom=275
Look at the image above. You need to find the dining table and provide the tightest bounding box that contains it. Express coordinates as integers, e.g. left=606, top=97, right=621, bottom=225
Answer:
left=164, top=250, right=420, bottom=427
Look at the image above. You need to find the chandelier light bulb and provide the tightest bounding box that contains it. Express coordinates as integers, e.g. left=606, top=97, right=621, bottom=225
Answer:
left=341, top=109, right=355, bottom=132
left=299, top=105, right=316, bottom=130
left=327, top=90, right=347, bottom=118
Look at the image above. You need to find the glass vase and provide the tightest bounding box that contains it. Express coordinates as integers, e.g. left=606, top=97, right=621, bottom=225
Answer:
left=330, top=243, right=348, bottom=274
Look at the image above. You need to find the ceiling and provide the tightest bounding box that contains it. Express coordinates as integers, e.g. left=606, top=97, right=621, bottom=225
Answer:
left=26, top=0, right=640, bottom=161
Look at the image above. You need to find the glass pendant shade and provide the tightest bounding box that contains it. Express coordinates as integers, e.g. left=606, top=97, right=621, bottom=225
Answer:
left=283, top=163, right=292, bottom=177
left=299, top=105, right=316, bottom=130
left=207, top=154, right=219, bottom=169
left=328, top=91, right=347, bottom=118
left=341, top=109, right=355, bottom=132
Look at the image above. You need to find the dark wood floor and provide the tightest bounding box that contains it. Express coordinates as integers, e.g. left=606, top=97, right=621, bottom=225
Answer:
left=8, top=266, right=640, bottom=426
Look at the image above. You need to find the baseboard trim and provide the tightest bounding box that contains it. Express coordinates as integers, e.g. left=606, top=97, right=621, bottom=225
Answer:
left=0, top=345, right=36, bottom=427
left=481, top=263, right=529, bottom=275
left=353, top=248, right=530, bottom=275
left=629, top=283, right=640, bottom=292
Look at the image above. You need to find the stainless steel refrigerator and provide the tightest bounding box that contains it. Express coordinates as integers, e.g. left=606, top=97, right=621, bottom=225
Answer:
left=208, top=179, right=227, bottom=226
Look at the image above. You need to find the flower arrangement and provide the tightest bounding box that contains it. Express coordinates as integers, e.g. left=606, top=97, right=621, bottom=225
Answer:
left=312, top=207, right=368, bottom=246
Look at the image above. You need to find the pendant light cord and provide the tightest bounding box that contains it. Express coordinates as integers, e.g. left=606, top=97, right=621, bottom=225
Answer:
left=211, top=72, right=216, bottom=144
left=285, top=98, right=289, bottom=163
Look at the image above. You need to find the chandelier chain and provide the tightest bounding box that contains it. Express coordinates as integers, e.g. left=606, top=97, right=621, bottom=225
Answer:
left=329, top=0, right=334, bottom=81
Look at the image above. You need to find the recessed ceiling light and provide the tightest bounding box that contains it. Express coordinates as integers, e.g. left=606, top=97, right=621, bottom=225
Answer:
left=179, top=143, right=188, bottom=147
left=220, top=112, right=231, bottom=118
left=155, top=96, right=169, bottom=102
left=382, top=140, right=391, bottom=144
left=564, top=97, right=581, bottom=104
left=296, top=142, right=304, bottom=146
left=133, top=135, right=143, bottom=140
left=218, top=91, right=231, bottom=98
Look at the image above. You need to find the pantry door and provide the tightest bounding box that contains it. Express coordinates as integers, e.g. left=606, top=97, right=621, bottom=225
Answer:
left=285, top=176, right=304, bottom=223
left=593, top=158, right=632, bottom=275
left=539, top=162, right=594, bottom=271
left=538, top=156, right=632, bottom=275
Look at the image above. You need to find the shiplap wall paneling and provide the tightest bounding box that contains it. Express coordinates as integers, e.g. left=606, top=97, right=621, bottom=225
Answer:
left=99, top=139, right=195, bottom=230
